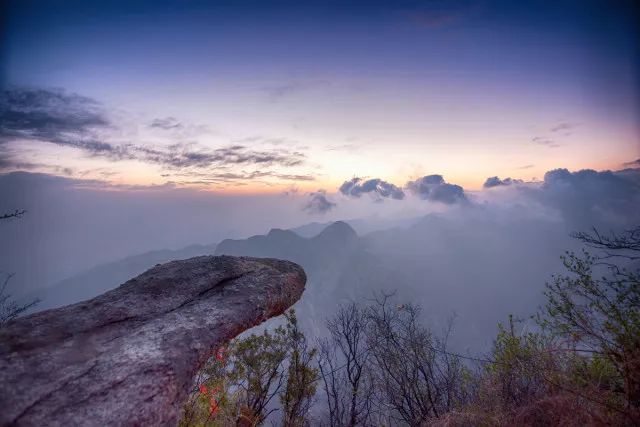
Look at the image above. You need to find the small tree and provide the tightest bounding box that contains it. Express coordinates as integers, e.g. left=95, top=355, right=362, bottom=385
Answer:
left=1, top=209, right=38, bottom=325
left=179, top=347, right=235, bottom=427
left=0, top=273, right=39, bottom=325
left=454, top=228, right=640, bottom=426
left=481, top=316, right=555, bottom=412
left=230, top=327, right=289, bottom=425
left=539, top=226, right=640, bottom=414
left=318, top=302, right=375, bottom=427
left=0, top=209, right=25, bottom=220
left=180, top=310, right=317, bottom=427
left=280, top=310, right=319, bottom=427
left=366, top=293, right=467, bottom=425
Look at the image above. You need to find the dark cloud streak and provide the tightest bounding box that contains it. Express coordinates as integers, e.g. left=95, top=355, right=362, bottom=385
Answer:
left=531, top=122, right=577, bottom=148
left=0, top=88, right=110, bottom=150
left=405, top=174, right=467, bottom=204
left=483, top=176, right=524, bottom=188
left=149, top=117, right=183, bottom=130
left=339, top=177, right=405, bottom=200
left=531, top=136, right=559, bottom=147
left=523, top=168, right=640, bottom=228
left=0, top=88, right=307, bottom=174
left=131, top=144, right=305, bottom=169
left=303, top=190, right=336, bottom=214
left=167, top=170, right=315, bottom=184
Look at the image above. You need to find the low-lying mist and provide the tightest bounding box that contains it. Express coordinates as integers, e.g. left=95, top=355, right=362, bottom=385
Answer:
left=1, top=167, right=638, bottom=351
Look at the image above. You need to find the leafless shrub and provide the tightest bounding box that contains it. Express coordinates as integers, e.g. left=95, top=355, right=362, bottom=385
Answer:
left=365, top=293, right=467, bottom=425
left=317, top=302, right=375, bottom=427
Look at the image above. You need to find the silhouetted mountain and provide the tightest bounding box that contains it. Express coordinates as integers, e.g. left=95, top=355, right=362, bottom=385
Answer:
left=217, top=221, right=397, bottom=336
left=29, top=243, right=218, bottom=310
left=312, top=220, right=358, bottom=245
left=288, top=218, right=387, bottom=238
left=216, top=221, right=359, bottom=272
left=288, top=221, right=332, bottom=238
left=216, top=229, right=308, bottom=262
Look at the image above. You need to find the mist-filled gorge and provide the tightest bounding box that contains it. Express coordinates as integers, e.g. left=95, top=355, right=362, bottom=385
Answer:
left=1, top=0, right=639, bottom=425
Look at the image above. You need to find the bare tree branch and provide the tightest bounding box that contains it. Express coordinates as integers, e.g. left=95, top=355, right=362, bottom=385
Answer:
left=0, top=210, right=26, bottom=221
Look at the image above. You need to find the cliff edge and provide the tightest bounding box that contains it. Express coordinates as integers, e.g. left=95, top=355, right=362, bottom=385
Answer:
left=0, top=255, right=306, bottom=426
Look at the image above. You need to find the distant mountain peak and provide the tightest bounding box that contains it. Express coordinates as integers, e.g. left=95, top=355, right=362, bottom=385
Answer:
left=267, top=227, right=286, bottom=235
left=267, top=228, right=302, bottom=240
left=314, top=221, right=358, bottom=242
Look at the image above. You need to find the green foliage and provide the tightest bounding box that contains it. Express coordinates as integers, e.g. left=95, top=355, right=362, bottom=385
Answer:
left=179, top=347, right=235, bottom=427
left=541, top=250, right=640, bottom=355
left=230, top=327, right=289, bottom=425
left=180, top=309, right=318, bottom=426
left=568, top=352, right=622, bottom=395
left=280, top=311, right=319, bottom=427
left=464, top=228, right=640, bottom=425
left=484, top=316, right=554, bottom=409
left=538, top=228, right=640, bottom=412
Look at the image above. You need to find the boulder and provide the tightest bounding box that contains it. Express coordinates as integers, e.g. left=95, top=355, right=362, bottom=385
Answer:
left=0, top=255, right=306, bottom=426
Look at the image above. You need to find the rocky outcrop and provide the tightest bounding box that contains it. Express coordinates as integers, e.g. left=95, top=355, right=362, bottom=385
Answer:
left=0, top=255, right=306, bottom=426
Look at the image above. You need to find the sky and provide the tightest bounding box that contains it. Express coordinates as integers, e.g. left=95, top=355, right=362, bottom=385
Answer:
left=1, top=0, right=638, bottom=194
left=0, top=0, right=638, bottom=313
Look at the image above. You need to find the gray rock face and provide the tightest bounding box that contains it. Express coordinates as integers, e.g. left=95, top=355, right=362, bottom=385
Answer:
left=0, top=256, right=306, bottom=426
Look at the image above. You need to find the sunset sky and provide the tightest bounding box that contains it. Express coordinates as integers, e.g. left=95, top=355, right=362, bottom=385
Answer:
left=1, top=0, right=639, bottom=193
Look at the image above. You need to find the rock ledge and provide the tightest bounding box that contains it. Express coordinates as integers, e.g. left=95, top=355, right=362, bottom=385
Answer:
left=0, top=255, right=306, bottom=426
